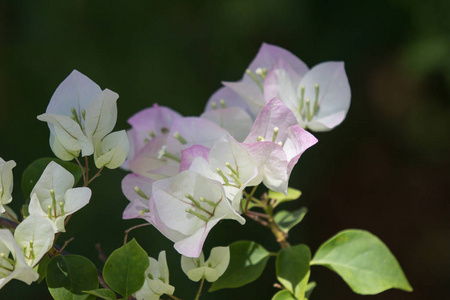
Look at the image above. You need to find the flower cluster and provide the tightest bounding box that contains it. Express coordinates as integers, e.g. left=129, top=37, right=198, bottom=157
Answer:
left=0, top=159, right=91, bottom=288
left=122, top=43, right=350, bottom=257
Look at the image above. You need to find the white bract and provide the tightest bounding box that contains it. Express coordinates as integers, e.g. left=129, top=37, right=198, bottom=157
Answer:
left=243, top=99, right=318, bottom=193
left=28, top=161, right=91, bottom=232
left=37, top=70, right=119, bottom=160
left=181, top=246, right=230, bottom=282
left=0, top=229, right=38, bottom=289
left=94, top=130, right=130, bottom=169
left=151, top=170, right=244, bottom=257
left=265, top=60, right=351, bottom=131
left=14, top=215, right=54, bottom=267
left=135, top=251, right=174, bottom=300
left=189, top=133, right=259, bottom=210
left=0, top=158, right=16, bottom=214
left=223, top=43, right=309, bottom=117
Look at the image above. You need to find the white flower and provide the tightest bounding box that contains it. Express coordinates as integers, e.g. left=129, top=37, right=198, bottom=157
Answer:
left=14, top=215, right=54, bottom=267
left=181, top=246, right=230, bottom=282
left=0, top=158, right=16, bottom=214
left=28, top=161, right=91, bottom=232
left=135, top=251, right=174, bottom=300
left=0, top=229, right=38, bottom=289
left=38, top=70, right=119, bottom=160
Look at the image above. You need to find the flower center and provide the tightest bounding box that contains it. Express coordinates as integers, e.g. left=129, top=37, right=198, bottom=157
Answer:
left=298, top=83, right=320, bottom=122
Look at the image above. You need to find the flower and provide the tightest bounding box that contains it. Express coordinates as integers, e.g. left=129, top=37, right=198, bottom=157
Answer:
left=124, top=104, right=182, bottom=170
left=264, top=60, right=351, bottom=131
left=181, top=246, right=230, bottom=282
left=0, top=229, right=38, bottom=288
left=28, top=161, right=91, bottom=232
left=37, top=70, right=119, bottom=160
left=222, top=43, right=309, bottom=117
left=121, top=173, right=154, bottom=221
left=243, top=99, right=318, bottom=193
left=0, top=158, right=16, bottom=214
left=134, top=251, right=174, bottom=300
left=151, top=170, right=244, bottom=257
left=94, top=130, right=130, bottom=169
left=14, top=215, right=54, bottom=267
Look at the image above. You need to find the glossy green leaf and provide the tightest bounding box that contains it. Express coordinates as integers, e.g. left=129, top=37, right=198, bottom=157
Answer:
left=272, top=289, right=296, bottom=300
left=46, top=255, right=98, bottom=300
left=311, top=229, right=413, bottom=294
left=21, top=157, right=83, bottom=200
left=103, top=239, right=149, bottom=298
left=83, top=289, right=116, bottom=300
left=37, top=254, right=50, bottom=283
left=209, top=241, right=270, bottom=292
left=277, top=244, right=311, bottom=299
left=269, top=188, right=302, bottom=207
left=274, top=207, right=308, bottom=234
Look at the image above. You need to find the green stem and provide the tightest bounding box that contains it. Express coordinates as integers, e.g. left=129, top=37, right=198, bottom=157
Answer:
left=194, top=277, right=205, bottom=300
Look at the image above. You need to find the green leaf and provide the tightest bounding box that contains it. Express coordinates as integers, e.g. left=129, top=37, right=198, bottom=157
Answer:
left=272, top=289, right=297, bottom=300
left=209, top=241, right=271, bottom=292
left=21, top=157, right=83, bottom=200
left=37, top=254, right=51, bottom=283
left=46, top=255, right=99, bottom=300
left=269, top=188, right=302, bottom=207
left=305, top=281, right=316, bottom=300
left=103, top=239, right=149, bottom=298
left=274, top=207, right=308, bottom=234
left=311, top=229, right=413, bottom=294
left=83, top=289, right=116, bottom=300
left=277, top=244, right=311, bottom=299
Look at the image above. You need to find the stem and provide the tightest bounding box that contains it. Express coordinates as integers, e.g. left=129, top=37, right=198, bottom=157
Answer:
left=167, top=295, right=182, bottom=300
left=86, top=167, right=104, bottom=186
left=244, top=185, right=258, bottom=212
left=194, top=277, right=205, bottom=300
left=58, top=237, right=74, bottom=254
left=84, top=156, right=89, bottom=184
left=75, top=157, right=86, bottom=185
left=95, top=243, right=107, bottom=264
left=268, top=219, right=290, bottom=249
left=124, top=223, right=152, bottom=245
left=2, top=211, right=20, bottom=224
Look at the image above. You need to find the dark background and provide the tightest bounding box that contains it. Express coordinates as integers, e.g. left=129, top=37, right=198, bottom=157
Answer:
left=1, top=1, right=449, bottom=299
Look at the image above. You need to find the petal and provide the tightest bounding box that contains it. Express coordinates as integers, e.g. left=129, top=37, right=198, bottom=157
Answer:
left=204, top=246, right=230, bottom=282
left=63, top=187, right=91, bottom=214
left=200, top=107, right=253, bottom=142
left=222, top=81, right=264, bottom=117
left=14, top=215, right=54, bottom=267
left=165, top=117, right=228, bottom=157
left=174, top=219, right=221, bottom=258
left=204, top=86, right=250, bottom=114
left=264, top=58, right=302, bottom=111
left=246, top=43, right=309, bottom=80
left=49, top=134, right=80, bottom=161
left=45, top=70, right=102, bottom=118
left=180, top=145, right=210, bottom=172
left=284, top=126, right=318, bottom=175
left=31, top=161, right=75, bottom=208
left=37, top=114, right=93, bottom=157
left=0, top=159, right=16, bottom=212
left=299, top=62, right=351, bottom=130
left=94, top=130, right=130, bottom=169
left=122, top=173, right=154, bottom=203
left=244, top=142, right=288, bottom=193
left=85, top=89, right=119, bottom=142
left=244, top=98, right=298, bottom=144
